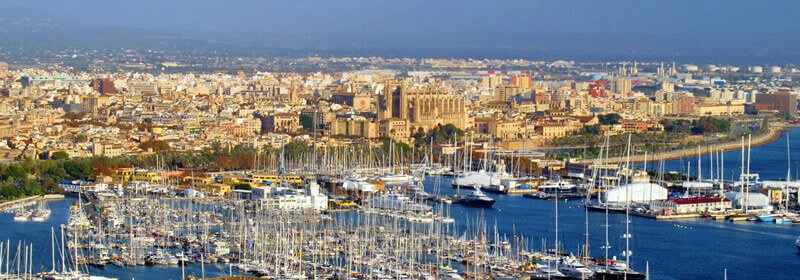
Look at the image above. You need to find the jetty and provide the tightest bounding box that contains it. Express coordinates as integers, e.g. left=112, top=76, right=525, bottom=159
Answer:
left=0, top=194, right=64, bottom=212
left=580, top=121, right=793, bottom=164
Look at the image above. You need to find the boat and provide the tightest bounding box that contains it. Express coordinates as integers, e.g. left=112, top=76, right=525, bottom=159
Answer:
left=758, top=215, right=775, bottom=223
left=32, top=201, right=52, bottom=222
left=89, top=250, right=110, bottom=267
left=594, top=266, right=647, bottom=280
left=775, top=216, right=794, bottom=224
left=379, top=174, right=417, bottom=183
left=457, top=187, right=495, bottom=208
left=525, top=181, right=582, bottom=200
left=558, top=258, right=594, bottom=279
left=483, top=184, right=507, bottom=194
left=452, top=170, right=504, bottom=189
left=13, top=209, right=32, bottom=221
left=39, top=271, right=120, bottom=280
left=595, top=135, right=647, bottom=280
left=530, top=268, right=569, bottom=280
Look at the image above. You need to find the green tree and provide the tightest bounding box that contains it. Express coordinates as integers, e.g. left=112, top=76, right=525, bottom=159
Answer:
left=50, top=151, right=70, bottom=160
left=582, top=124, right=601, bottom=135
left=139, top=140, right=171, bottom=152
left=232, top=183, right=252, bottom=190
left=0, top=183, right=20, bottom=199
left=691, top=117, right=730, bottom=134
left=42, top=162, right=68, bottom=181
left=598, top=113, right=622, bottom=125
left=63, top=160, right=93, bottom=180
left=284, top=141, right=309, bottom=158
left=23, top=179, right=43, bottom=195
left=4, top=165, right=27, bottom=180
left=299, top=114, right=314, bottom=131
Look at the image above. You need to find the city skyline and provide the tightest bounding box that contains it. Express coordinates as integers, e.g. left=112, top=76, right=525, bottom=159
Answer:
left=1, top=2, right=800, bottom=280
left=2, top=1, right=800, bottom=64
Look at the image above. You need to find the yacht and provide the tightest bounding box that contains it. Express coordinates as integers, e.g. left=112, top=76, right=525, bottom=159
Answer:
left=39, top=271, right=119, bottom=280
left=531, top=268, right=569, bottom=280
left=758, top=214, right=775, bottom=222
left=14, top=209, right=32, bottom=221
left=379, top=174, right=417, bottom=183
left=558, top=259, right=595, bottom=279
left=593, top=266, right=647, bottom=280
left=483, top=184, right=507, bottom=194
left=458, top=187, right=495, bottom=208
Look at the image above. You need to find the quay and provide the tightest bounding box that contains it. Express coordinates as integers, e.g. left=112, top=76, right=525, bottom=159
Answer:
left=586, top=204, right=761, bottom=221
left=506, top=188, right=537, bottom=195
left=185, top=277, right=259, bottom=280
left=0, top=193, right=65, bottom=212
left=580, top=121, right=795, bottom=164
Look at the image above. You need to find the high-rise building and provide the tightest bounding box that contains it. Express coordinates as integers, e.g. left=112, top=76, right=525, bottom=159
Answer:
left=479, top=74, right=503, bottom=88
left=613, top=78, right=632, bottom=95
left=660, top=81, right=674, bottom=93
left=674, top=94, right=695, bottom=115
left=91, top=78, right=117, bottom=95
left=755, top=93, right=797, bottom=116
left=511, top=74, right=532, bottom=89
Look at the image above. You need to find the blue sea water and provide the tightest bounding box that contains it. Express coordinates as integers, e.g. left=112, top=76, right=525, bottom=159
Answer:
left=637, top=128, right=800, bottom=181
left=425, top=181, right=800, bottom=280
left=4, top=129, right=800, bottom=280
left=0, top=198, right=238, bottom=280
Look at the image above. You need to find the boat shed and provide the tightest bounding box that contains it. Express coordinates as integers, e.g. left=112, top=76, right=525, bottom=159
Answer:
left=603, top=182, right=668, bottom=204
left=724, top=191, right=771, bottom=210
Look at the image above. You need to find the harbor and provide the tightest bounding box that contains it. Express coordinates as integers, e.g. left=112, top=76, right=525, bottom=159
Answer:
left=2, top=129, right=800, bottom=279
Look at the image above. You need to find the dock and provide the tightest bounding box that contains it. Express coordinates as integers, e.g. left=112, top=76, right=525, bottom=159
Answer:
left=0, top=194, right=65, bottom=212
left=506, top=188, right=537, bottom=195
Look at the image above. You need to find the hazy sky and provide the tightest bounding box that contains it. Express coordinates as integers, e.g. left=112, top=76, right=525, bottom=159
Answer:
left=7, top=0, right=796, bottom=34
left=3, top=0, right=800, bottom=62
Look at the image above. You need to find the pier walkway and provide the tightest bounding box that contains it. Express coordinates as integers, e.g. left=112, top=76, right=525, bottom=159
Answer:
left=579, top=122, right=793, bottom=164
left=0, top=194, right=65, bottom=211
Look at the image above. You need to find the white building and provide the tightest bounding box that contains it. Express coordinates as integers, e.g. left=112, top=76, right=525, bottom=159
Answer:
left=602, top=182, right=668, bottom=204
left=370, top=193, right=431, bottom=213
left=255, top=181, right=328, bottom=211
left=724, top=191, right=771, bottom=211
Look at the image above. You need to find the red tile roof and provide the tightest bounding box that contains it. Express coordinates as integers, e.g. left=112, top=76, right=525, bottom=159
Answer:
left=670, top=197, right=729, bottom=205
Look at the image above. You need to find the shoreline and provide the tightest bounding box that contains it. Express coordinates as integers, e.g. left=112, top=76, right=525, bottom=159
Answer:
left=578, top=122, right=796, bottom=165
left=0, top=194, right=65, bottom=211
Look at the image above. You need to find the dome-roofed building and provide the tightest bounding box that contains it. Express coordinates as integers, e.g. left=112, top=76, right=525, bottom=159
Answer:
left=724, top=191, right=771, bottom=210
left=602, top=182, right=668, bottom=204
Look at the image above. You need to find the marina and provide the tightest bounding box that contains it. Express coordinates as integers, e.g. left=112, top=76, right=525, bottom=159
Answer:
left=3, top=130, right=800, bottom=280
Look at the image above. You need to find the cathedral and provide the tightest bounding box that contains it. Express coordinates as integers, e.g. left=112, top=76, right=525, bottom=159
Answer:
left=379, top=83, right=471, bottom=135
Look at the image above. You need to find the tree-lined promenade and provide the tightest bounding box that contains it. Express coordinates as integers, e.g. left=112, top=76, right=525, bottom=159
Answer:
left=578, top=120, right=792, bottom=164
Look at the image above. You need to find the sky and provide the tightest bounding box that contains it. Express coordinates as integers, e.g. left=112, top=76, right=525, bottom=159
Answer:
left=2, top=0, right=800, bottom=62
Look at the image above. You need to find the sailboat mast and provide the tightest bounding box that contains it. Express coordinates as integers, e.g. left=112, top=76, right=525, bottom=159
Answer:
left=624, top=134, right=632, bottom=269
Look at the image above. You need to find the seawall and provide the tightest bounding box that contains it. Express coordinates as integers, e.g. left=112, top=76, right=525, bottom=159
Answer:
left=578, top=122, right=794, bottom=165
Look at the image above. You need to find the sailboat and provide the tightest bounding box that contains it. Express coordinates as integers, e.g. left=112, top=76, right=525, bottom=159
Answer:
left=32, top=201, right=52, bottom=222
left=37, top=227, right=120, bottom=280
left=594, top=134, right=646, bottom=280
left=14, top=209, right=32, bottom=221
